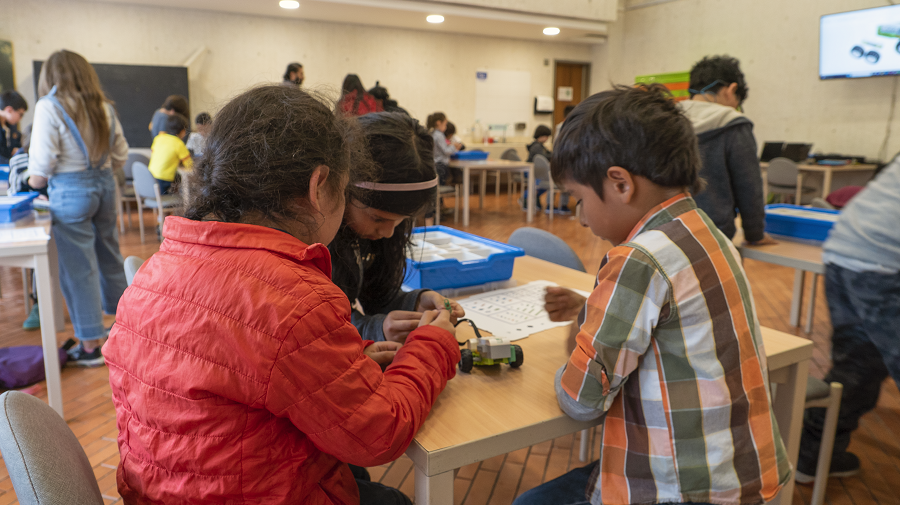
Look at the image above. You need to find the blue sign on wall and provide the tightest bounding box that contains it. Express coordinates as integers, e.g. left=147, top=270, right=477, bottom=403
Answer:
left=476, top=71, right=487, bottom=80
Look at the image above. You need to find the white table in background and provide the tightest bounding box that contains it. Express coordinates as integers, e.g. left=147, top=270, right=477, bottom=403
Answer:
left=0, top=218, right=66, bottom=416
left=407, top=256, right=813, bottom=505
left=448, top=159, right=535, bottom=227
left=760, top=161, right=878, bottom=204
left=736, top=230, right=825, bottom=333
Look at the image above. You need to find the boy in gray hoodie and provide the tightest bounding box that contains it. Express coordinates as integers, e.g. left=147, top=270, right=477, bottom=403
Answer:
left=679, top=55, right=774, bottom=244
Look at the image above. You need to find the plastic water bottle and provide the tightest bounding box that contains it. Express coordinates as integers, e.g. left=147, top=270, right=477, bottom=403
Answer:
left=472, top=120, right=483, bottom=145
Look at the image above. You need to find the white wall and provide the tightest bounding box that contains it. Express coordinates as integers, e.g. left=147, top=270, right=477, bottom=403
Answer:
left=593, top=0, right=900, bottom=161
left=1, top=0, right=593, bottom=141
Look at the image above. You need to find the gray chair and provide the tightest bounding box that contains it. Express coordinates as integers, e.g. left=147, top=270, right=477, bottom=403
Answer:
left=117, top=152, right=149, bottom=233
left=0, top=391, right=104, bottom=505
left=766, top=157, right=815, bottom=205
left=501, top=148, right=523, bottom=202
left=810, top=197, right=835, bottom=210
left=435, top=184, right=459, bottom=226
left=508, top=227, right=586, bottom=272
left=132, top=162, right=183, bottom=244
left=800, top=378, right=843, bottom=505
left=124, top=255, right=145, bottom=286
left=532, top=154, right=570, bottom=220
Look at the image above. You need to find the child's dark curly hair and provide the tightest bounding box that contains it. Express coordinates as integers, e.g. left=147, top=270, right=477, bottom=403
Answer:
left=184, top=85, right=372, bottom=230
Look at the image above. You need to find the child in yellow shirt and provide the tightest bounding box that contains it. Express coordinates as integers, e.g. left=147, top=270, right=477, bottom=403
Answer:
left=148, top=113, right=191, bottom=194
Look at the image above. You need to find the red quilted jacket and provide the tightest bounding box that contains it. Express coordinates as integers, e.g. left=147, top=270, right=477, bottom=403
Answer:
left=104, top=217, right=460, bottom=504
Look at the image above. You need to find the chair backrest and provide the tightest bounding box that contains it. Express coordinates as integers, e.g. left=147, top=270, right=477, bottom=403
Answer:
left=124, top=255, right=145, bottom=286
left=124, top=152, right=149, bottom=180
left=500, top=148, right=521, bottom=161
left=766, top=157, right=800, bottom=186
left=508, top=227, right=586, bottom=272
left=0, top=391, right=104, bottom=505
left=809, top=197, right=835, bottom=210
left=131, top=162, right=160, bottom=199
left=532, top=154, right=551, bottom=180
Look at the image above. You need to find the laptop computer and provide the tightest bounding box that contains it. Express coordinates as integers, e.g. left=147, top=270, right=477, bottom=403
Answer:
left=781, top=143, right=813, bottom=162
left=760, top=142, right=785, bottom=162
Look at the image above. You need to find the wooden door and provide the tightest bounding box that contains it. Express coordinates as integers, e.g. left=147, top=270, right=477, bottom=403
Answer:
left=553, top=62, right=590, bottom=134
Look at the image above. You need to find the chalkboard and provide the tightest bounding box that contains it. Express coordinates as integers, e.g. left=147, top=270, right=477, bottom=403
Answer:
left=33, top=61, right=189, bottom=148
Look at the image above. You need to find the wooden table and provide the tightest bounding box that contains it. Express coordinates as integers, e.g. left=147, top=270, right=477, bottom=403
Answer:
left=448, top=159, right=534, bottom=227
left=736, top=230, right=825, bottom=333
left=407, top=256, right=813, bottom=505
left=761, top=161, right=878, bottom=203
left=0, top=217, right=66, bottom=416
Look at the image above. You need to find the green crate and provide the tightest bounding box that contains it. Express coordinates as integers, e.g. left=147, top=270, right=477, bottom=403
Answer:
left=635, top=71, right=690, bottom=85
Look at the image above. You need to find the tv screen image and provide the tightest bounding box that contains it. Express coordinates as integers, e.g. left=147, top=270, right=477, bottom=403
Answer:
left=820, top=4, right=900, bottom=80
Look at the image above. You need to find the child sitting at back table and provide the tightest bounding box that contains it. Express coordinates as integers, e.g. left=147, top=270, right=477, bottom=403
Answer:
left=519, top=84, right=790, bottom=505
left=185, top=111, right=211, bottom=157
left=148, top=113, right=191, bottom=194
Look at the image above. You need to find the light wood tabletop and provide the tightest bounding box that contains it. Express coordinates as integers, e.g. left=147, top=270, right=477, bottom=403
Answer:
left=408, top=255, right=813, bottom=505
left=448, top=159, right=535, bottom=226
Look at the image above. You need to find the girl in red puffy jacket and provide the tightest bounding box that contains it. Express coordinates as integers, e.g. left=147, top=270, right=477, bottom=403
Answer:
left=104, top=85, right=461, bottom=505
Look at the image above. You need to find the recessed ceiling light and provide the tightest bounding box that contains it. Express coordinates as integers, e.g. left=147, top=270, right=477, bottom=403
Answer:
left=280, top=0, right=299, bottom=9
left=543, top=27, right=560, bottom=35
left=427, top=14, right=445, bottom=24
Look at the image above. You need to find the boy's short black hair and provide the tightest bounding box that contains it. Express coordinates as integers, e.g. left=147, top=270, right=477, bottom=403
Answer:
left=552, top=84, right=703, bottom=197
left=164, top=113, right=188, bottom=135
left=445, top=121, right=456, bottom=137
left=0, top=90, right=27, bottom=112
left=533, top=125, right=552, bottom=139
left=195, top=112, right=211, bottom=125
left=689, top=55, right=749, bottom=103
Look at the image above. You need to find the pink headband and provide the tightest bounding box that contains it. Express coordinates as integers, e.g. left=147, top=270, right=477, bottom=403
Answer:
left=354, top=177, right=439, bottom=192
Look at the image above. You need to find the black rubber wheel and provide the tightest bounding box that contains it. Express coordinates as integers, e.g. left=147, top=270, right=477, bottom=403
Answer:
left=459, top=349, right=474, bottom=373
left=509, top=345, right=524, bottom=368
left=851, top=45, right=865, bottom=58
left=865, top=51, right=880, bottom=64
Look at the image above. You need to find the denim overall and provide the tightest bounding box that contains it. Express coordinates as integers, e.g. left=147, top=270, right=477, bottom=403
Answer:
left=44, top=87, right=128, bottom=342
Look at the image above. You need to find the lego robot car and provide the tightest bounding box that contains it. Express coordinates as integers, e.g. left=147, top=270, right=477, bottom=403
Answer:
left=458, top=337, right=523, bottom=373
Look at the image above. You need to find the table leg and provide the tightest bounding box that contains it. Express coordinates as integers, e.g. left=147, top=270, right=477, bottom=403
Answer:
left=463, top=167, right=471, bottom=227
left=821, top=169, right=833, bottom=200
left=804, top=273, right=818, bottom=334
left=770, top=359, right=810, bottom=505
left=495, top=171, right=501, bottom=197
left=415, top=468, right=454, bottom=505
left=794, top=172, right=803, bottom=205
left=479, top=171, right=486, bottom=209
left=34, top=251, right=63, bottom=418
left=761, top=166, right=768, bottom=203
left=790, top=270, right=804, bottom=327
left=527, top=167, right=535, bottom=223
left=548, top=181, right=554, bottom=222
left=47, top=233, right=65, bottom=331
left=22, top=268, right=31, bottom=314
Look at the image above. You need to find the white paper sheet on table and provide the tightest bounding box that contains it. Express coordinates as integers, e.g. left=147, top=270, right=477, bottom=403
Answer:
left=0, top=227, right=50, bottom=243
left=458, top=280, right=591, bottom=341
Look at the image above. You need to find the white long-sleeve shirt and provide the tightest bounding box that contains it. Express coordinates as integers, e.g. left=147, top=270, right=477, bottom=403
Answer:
left=28, top=98, right=129, bottom=178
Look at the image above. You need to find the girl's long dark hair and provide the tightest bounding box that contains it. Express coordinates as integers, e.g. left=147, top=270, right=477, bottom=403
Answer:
left=340, top=74, right=366, bottom=115
left=330, top=112, right=436, bottom=311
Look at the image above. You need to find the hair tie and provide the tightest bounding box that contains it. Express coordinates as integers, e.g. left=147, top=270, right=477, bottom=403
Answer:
left=354, top=176, right=438, bottom=192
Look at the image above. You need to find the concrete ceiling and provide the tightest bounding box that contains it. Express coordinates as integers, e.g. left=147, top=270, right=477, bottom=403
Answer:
left=91, top=0, right=610, bottom=44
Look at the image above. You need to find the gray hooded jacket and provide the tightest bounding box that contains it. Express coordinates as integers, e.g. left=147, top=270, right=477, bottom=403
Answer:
left=679, top=100, right=766, bottom=242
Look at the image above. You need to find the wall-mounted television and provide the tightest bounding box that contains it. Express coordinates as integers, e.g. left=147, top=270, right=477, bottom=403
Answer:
left=820, top=5, right=900, bottom=80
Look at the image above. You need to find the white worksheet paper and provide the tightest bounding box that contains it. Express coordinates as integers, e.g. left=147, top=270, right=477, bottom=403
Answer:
left=459, top=280, right=591, bottom=341
left=0, top=227, right=50, bottom=243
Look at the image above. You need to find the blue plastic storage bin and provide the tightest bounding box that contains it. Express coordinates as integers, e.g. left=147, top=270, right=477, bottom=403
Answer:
left=0, top=192, right=40, bottom=223
left=451, top=150, right=489, bottom=161
left=0, top=164, right=9, bottom=182
left=405, top=226, right=525, bottom=290
left=764, top=204, right=840, bottom=242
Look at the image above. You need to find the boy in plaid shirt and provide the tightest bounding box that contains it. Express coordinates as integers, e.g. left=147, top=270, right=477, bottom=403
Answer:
left=516, top=85, right=791, bottom=505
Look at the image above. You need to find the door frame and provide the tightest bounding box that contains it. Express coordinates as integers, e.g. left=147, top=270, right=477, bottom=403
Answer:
left=552, top=60, right=592, bottom=131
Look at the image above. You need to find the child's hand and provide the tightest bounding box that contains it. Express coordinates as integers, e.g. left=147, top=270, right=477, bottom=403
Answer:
left=382, top=311, right=422, bottom=343
left=745, top=233, right=778, bottom=246
left=417, top=291, right=465, bottom=324
left=364, top=341, right=402, bottom=370
left=544, top=287, right=586, bottom=322
left=419, top=309, right=456, bottom=337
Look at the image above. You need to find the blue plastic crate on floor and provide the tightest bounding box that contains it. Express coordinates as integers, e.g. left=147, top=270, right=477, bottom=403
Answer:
left=764, top=204, right=840, bottom=242
left=0, top=192, right=40, bottom=224
left=451, top=150, right=489, bottom=161
left=405, top=226, right=524, bottom=290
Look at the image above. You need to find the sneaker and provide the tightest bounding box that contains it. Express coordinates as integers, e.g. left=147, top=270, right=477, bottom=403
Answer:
left=795, top=451, right=860, bottom=484
left=517, top=197, right=542, bottom=212
left=23, top=303, right=40, bottom=331
left=65, top=342, right=106, bottom=368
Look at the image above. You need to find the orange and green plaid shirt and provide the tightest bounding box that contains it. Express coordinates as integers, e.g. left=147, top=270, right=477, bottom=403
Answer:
left=557, top=194, right=790, bottom=505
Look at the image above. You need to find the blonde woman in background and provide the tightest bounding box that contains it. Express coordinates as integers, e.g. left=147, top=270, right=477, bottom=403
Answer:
left=28, top=49, right=129, bottom=367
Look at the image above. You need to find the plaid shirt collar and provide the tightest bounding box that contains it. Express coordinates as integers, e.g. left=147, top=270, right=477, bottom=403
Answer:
left=623, top=192, right=696, bottom=243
